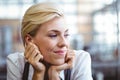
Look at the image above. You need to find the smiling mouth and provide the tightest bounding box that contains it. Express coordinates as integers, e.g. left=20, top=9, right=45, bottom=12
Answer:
left=54, top=50, right=66, bottom=56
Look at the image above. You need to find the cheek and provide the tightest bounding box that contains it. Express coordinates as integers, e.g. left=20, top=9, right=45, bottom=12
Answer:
left=33, top=36, right=57, bottom=57
left=39, top=42, right=55, bottom=62
left=37, top=40, right=56, bottom=55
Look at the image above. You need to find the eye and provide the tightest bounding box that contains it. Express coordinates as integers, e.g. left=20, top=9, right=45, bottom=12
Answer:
left=64, top=34, right=70, bottom=38
left=48, top=34, right=57, bottom=38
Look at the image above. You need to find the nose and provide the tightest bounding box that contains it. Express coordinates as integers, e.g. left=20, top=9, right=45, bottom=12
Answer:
left=58, top=36, right=68, bottom=48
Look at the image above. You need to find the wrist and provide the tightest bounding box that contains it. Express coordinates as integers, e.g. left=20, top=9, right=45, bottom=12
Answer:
left=48, top=67, right=60, bottom=80
left=34, top=69, right=45, bottom=75
left=32, top=70, right=45, bottom=80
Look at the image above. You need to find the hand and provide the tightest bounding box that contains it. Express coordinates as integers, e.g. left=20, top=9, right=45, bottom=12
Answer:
left=24, top=42, right=45, bottom=80
left=48, top=50, right=75, bottom=80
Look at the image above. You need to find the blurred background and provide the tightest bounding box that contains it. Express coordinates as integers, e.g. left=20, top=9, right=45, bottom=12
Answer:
left=0, top=0, right=120, bottom=80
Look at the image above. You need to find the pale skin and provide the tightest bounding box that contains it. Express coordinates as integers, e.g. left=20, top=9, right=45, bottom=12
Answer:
left=24, top=17, right=75, bottom=80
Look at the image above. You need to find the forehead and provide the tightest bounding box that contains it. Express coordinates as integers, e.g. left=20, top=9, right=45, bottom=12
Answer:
left=39, top=17, right=68, bottom=32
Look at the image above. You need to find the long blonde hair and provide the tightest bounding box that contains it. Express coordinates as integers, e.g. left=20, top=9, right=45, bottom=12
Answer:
left=21, top=2, right=63, bottom=45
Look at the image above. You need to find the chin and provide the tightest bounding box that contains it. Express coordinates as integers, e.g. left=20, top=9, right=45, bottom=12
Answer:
left=45, top=58, right=65, bottom=66
left=52, top=59, right=65, bottom=66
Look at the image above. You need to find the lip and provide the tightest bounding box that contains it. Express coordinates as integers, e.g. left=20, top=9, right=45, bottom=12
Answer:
left=54, top=50, right=66, bottom=56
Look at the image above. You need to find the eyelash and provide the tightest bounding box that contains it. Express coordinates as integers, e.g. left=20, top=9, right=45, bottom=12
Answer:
left=49, top=34, right=70, bottom=38
left=64, top=34, right=70, bottom=37
left=49, top=34, right=57, bottom=38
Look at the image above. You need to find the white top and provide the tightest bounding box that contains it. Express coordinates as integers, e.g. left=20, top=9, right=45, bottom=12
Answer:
left=7, top=50, right=93, bottom=80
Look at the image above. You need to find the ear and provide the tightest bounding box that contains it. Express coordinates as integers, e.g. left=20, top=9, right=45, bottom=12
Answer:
left=25, top=34, right=34, bottom=45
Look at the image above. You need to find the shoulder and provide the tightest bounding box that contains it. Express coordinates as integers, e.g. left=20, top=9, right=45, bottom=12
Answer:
left=7, top=52, right=25, bottom=71
left=71, top=50, right=93, bottom=80
left=73, top=50, right=91, bottom=69
left=74, top=50, right=91, bottom=61
left=7, top=52, right=24, bottom=58
left=7, top=52, right=25, bottom=63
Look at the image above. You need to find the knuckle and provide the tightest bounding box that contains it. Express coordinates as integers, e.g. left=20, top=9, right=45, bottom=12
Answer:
left=68, top=63, right=73, bottom=69
left=28, top=58, right=31, bottom=62
left=24, top=55, right=28, bottom=59
left=38, top=54, right=43, bottom=59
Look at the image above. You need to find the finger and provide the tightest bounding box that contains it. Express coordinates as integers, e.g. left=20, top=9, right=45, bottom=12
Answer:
left=55, top=63, right=70, bottom=71
left=28, top=49, right=38, bottom=61
left=65, top=50, right=75, bottom=61
left=32, top=43, right=39, bottom=50
left=66, top=55, right=73, bottom=64
left=24, top=45, right=34, bottom=59
left=25, top=41, right=33, bottom=50
left=65, top=50, right=75, bottom=69
left=34, top=47, right=43, bottom=59
left=28, top=52, right=43, bottom=67
left=30, top=49, right=43, bottom=61
left=24, top=42, right=33, bottom=56
left=34, top=53, right=43, bottom=62
left=25, top=42, right=41, bottom=59
left=29, top=43, right=42, bottom=55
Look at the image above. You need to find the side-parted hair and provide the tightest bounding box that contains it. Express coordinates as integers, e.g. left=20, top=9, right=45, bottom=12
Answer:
left=21, top=2, right=64, bottom=45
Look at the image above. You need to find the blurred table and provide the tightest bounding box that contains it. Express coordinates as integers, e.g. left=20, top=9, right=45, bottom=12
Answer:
left=92, top=61, right=120, bottom=80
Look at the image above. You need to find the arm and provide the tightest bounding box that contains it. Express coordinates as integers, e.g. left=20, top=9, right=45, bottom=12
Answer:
left=7, top=54, right=22, bottom=80
left=48, top=67, right=60, bottom=80
left=71, top=51, right=93, bottom=80
left=32, top=70, right=45, bottom=80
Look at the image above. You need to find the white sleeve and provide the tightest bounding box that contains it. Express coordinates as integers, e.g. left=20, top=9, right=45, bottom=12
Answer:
left=7, top=54, right=23, bottom=80
left=71, top=50, right=93, bottom=80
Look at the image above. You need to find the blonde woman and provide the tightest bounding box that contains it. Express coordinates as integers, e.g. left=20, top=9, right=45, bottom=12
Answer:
left=7, top=2, right=93, bottom=80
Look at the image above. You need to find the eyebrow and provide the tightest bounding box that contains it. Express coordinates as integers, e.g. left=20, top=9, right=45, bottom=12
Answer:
left=48, top=29, right=69, bottom=33
left=50, top=29, right=68, bottom=32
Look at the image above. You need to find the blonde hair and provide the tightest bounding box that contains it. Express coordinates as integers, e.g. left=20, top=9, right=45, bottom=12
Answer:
left=21, top=2, right=63, bottom=45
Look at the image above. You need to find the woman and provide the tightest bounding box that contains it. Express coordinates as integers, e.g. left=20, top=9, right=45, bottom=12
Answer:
left=7, top=2, right=93, bottom=80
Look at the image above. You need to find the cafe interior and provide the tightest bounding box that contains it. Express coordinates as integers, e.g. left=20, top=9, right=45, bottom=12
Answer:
left=0, top=0, right=120, bottom=80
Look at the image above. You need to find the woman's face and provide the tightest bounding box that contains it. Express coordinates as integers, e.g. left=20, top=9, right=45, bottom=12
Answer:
left=32, top=17, right=69, bottom=65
